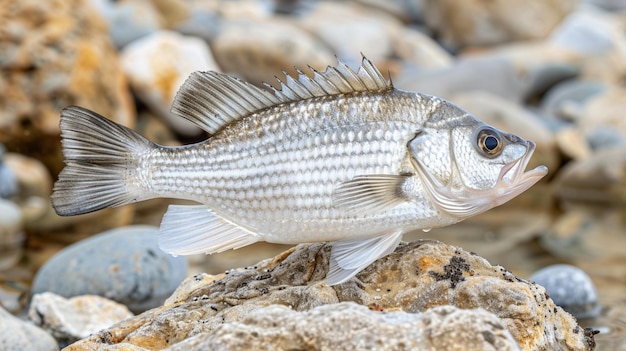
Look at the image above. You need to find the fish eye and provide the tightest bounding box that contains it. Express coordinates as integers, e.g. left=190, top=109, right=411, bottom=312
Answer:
left=476, top=128, right=503, bottom=157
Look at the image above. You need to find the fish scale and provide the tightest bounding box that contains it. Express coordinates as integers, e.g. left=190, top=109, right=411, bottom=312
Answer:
left=51, top=57, right=547, bottom=285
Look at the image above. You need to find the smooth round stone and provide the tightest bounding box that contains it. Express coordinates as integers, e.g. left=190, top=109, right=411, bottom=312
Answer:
left=0, top=199, right=24, bottom=271
left=32, top=225, right=187, bottom=313
left=0, top=305, right=57, bottom=351
left=0, top=145, right=17, bottom=199
left=530, top=264, right=601, bottom=319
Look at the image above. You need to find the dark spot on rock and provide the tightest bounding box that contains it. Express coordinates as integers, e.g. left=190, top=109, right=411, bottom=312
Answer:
left=256, top=273, right=272, bottom=280
left=428, top=256, right=471, bottom=288
left=584, top=328, right=599, bottom=348
left=573, top=326, right=580, bottom=334
left=194, top=274, right=203, bottom=281
left=210, top=306, right=218, bottom=311
left=251, top=331, right=259, bottom=338
left=553, top=307, right=557, bottom=314
left=482, top=331, right=496, bottom=345
left=146, top=249, right=156, bottom=258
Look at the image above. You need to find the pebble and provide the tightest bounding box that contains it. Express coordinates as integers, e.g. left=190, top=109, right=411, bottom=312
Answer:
left=293, top=1, right=400, bottom=63
left=0, top=146, right=17, bottom=199
left=89, top=0, right=163, bottom=48
left=29, top=292, right=133, bottom=348
left=120, top=30, right=220, bottom=136
left=31, top=225, right=188, bottom=313
left=540, top=80, right=607, bottom=122
left=530, top=264, right=601, bottom=319
left=0, top=199, right=24, bottom=271
left=210, top=18, right=335, bottom=87
left=422, top=0, right=575, bottom=48
left=0, top=304, right=58, bottom=351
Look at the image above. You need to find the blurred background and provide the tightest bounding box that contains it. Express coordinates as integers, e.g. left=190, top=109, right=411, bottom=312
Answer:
left=0, top=0, right=625, bottom=349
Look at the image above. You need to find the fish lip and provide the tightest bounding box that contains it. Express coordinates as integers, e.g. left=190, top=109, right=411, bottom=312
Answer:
left=495, top=141, right=548, bottom=205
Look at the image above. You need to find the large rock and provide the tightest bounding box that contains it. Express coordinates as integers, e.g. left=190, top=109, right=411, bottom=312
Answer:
left=65, top=240, right=596, bottom=350
left=31, top=225, right=187, bottom=313
left=0, top=0, right=134, bottom=176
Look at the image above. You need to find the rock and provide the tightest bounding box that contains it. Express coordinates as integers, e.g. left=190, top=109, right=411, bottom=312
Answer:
left=0, top=0, right=135, bottom=176
left=31, top=225, right=187, bottom=313
left=294, top=2, right=401, bottom=63
left=0, top=304, right=58, bottom=351
left=422, top=0, right=575, bottom=48
left=392, top=27, right=453, bottom=69
left=89, top=0, right=163, bottom=48
left=540, top=80, right=607, bottom=122
left=3, top=152, right=51, bottom=225
left=555, top=127, right=591, bottom=161
left=0, top=199, right=24, bottom=271
left=555, top=148, right=626, bottom=207
left=166, top=303, right=521, bottom=351
left=395, top=55, right=558, bottom=103
left=0, top=146, right=17, bottom=199
left=210, top=18, right=335, bottom=87
left=579, top=86, right=626, bottom=143
left=586, top=127, right=625, bottom=152
left=449, top=91, right=559, bottom=177
left=65, top=241, right=595, bottom=350
left=530, top=264, right=601, bottom=319
left=549, top=9, right=619, bottom=56
left=120, top=30, right=219, bottom=136
left=29, top=292, right=133, bottom=347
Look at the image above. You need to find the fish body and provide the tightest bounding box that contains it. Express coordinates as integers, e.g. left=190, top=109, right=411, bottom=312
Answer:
left=52, top=58, right=547, bottom=285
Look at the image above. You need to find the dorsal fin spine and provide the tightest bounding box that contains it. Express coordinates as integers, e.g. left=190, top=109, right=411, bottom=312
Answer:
left=170, top=56, right=392, bottom=135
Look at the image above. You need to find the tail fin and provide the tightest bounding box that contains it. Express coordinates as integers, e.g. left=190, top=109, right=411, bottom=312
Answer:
left=51, top=106, right=155, bottom=216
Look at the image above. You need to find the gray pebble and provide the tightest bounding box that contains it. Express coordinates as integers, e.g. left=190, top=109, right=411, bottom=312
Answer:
left=0, top=145, right=17, bottom=199
left=32, top=225, right=187, bottom=313
left=586, top=127, right=626, bottom=151
left=530, top=264, right=601, bottom=319
left=0, top=305, right=58, bottom=351
left=0, top=199, right=24, bottom=271
left=541, top=80, right=606, bottom=121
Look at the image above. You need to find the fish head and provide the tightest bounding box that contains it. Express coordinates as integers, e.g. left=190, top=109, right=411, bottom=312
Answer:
left=408, top=103, right=548, bottom=219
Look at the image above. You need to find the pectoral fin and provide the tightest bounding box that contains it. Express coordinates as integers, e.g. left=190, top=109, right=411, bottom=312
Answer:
left=331, top=174, right=410, bottom=215
left=327, top=230, right=403, bottom=285
left=159, top=205, right=259, bottom=255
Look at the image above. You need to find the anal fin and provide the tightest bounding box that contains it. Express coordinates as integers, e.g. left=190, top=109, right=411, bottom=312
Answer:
left=327, top=230, right=403, bottom=285
left=159, top=205, right=259, bottom=256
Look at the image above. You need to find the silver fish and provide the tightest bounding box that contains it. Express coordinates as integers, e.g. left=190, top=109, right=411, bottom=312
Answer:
left=51, top=57, right=548, bottom=285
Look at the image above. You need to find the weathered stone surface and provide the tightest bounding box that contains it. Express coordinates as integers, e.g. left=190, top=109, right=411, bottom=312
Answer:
left=64, top=241, right=595, bottom=350
left=29, top=292, right=133, bottom=347
left=32, top=225, right=187, bottom=313
left=0, top=0, right=134, bottom=176
left=422, top=0, right=575, bottom=48
left=0, top=304, right=58, bottom=351
left=167, top=303, right=521, bottom=351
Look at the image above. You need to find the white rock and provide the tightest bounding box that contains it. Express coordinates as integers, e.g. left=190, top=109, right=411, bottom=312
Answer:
left=392, top=27, right=453, bottom=69
left=121, top=30, right=220, bottom=136
left=29, top=292, right=133, bottom=345
left=0, top=305, right=58, bottom=351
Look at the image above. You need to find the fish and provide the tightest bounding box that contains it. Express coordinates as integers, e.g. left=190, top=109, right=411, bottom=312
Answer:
left=51, top=57, right=548, bottom=285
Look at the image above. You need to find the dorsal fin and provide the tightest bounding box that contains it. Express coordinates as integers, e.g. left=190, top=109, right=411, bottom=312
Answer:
left=170, top=56, right=393, bottom=135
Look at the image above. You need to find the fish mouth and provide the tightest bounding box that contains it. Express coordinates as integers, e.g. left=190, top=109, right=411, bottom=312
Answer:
left=494, top=141, right=548, bottom=206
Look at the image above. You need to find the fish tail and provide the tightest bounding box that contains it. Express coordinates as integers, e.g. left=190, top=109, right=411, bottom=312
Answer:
left=52, top=106, right=155, bottom=216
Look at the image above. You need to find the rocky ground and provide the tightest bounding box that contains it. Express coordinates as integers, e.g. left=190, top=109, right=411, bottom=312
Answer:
left=1, top=0, right=626, bottom=350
